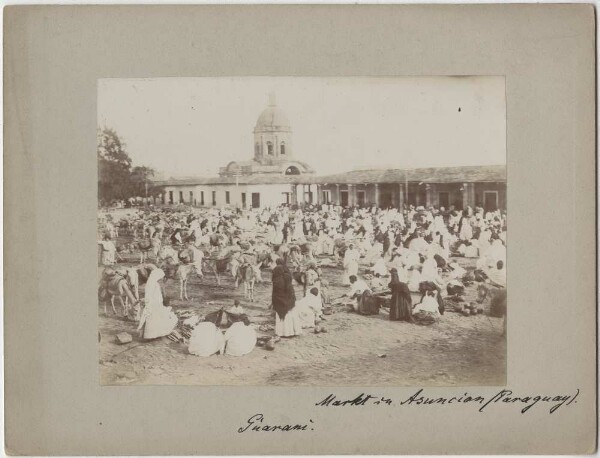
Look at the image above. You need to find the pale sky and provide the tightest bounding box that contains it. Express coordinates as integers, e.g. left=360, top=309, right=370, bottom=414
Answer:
left=98, top=76, right=506, bottom=178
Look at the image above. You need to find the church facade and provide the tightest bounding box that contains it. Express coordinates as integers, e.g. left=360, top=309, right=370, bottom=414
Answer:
left=157, top=96, right=506, bottom=211
left=158, top=95, right=318, bottom=209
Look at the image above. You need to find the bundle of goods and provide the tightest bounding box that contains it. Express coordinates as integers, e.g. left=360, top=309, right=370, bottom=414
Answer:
left=473, top=269, right=489, bottom=282
left=166, top=329, right=185, bottom=343
left=446, top=282, right=465, bottom=296
left=412, top=311, right=438, bottom=326
left=322, top=306, right=334, bottom=315
left=476, top=284, right=489, bottom=303
left=451, top=302, right=483, bottom=316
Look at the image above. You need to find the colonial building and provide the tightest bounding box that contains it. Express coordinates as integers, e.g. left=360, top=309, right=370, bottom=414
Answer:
left=313, top=165, right=506, bottom=211
left=157, top=95, right=506, bottom=211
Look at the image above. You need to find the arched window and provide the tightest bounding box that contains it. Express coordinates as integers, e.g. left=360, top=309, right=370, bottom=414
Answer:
left=280, top=142, right=286, bottom=155
left=285, top=165, right=300, bottom=175
left=267, top=142, right=274, bottom=155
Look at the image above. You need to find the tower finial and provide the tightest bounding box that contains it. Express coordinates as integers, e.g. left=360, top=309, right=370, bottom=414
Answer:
left=268, top=92, right=276, bottom=107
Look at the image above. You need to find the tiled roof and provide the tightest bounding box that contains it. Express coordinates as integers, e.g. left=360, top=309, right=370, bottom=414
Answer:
left=155, top=164, right=506, bottom=187
left=311, top=165, right=506, bottom=185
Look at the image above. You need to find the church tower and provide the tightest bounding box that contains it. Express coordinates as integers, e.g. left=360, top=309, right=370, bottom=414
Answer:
left=219, top=92, right=314, bottom=177
left=253, top=93, right=293, bottom=164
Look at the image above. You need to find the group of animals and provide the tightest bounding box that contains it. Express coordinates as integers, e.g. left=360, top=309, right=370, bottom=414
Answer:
left=98, top=232, right=321, bottom=316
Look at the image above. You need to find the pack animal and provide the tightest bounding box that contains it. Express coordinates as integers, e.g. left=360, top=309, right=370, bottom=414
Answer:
left=235, top=262, right=258, bottom=302
left=160, top=254, right=201, bottom=301
left=98, top=268, right=139, bottom=317
left=135, top=236, right=162, bottom=263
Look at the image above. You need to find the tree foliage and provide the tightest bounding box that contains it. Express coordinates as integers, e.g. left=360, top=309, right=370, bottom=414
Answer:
left=97, top=128, right=163, bottom=204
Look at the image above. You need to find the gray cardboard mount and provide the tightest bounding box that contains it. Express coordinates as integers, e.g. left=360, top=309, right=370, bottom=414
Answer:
left=3, top=5, right=597, bottom=455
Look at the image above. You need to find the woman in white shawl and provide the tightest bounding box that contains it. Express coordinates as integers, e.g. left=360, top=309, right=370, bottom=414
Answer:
left=189, top=321, right=225, bottom=357
left=407, top=266, right=424, bottom=293
left=421, top=255, right=445, bottom=289
left=342, top=243, right=360, bottom=285
left=137, top=269, right=178, bottom=340
left=458, top=212, right=473, bottom=241
left=224, top=319, right=257, bottom=357
left=364, top=240, right=384, bottom=265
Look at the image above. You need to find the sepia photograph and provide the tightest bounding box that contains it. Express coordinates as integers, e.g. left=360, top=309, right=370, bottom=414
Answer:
left=97, top=76, right=507, bottom=386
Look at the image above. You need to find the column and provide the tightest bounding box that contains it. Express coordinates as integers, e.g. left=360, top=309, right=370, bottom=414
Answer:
left=398, top=183, right=404, bottom=210
left=316, top=184, right=322, bottom=205
left=335, top=184, right=340, bottom=205
left=348, top=184, right=354, bottom=207
left=425, top=184, right=432, bottom=208
left=462, top=183, right=469, bottom=209
left=374, top=183, right=379, bottom=208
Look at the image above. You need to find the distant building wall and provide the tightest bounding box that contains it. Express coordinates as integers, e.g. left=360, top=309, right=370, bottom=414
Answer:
left=162, top=183, right=295, bottom=209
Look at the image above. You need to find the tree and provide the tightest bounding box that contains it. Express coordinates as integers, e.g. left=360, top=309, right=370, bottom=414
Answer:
left=97, top=128, right=133, bottom=204
left=130, top=166, right=165, bottom=200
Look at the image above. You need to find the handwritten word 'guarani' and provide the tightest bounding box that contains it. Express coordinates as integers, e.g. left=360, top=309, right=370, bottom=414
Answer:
left=238, top=414, right=315, bottom=433
left=315, top=388, right=579, bottom=414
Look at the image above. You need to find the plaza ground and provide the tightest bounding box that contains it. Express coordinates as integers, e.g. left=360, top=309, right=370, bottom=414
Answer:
left=98, top=253, right=506, bottom=386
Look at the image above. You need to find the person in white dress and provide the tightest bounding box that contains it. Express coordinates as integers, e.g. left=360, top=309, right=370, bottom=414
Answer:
left=295, top=287, right=323, bottom=329
left=224, top=319, right=257, bottom=356
left=188, top=321, right=225, bottom=357
left=137, top=269, right=178, bottom=340
left=342, top=243, right=360, bottom=285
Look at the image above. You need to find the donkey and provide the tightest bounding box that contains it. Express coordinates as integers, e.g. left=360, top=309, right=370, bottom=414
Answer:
left=235, top=262, right=257, bottom=302
left=98, top=268, right=139, bottom=317
left=160, top=256, right=200, bottom=302
left=135, top=236, right=162, bottom=263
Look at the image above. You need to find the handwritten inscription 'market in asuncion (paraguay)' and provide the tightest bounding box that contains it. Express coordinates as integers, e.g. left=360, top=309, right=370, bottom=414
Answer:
left=315, top=388, right=580, bottom=414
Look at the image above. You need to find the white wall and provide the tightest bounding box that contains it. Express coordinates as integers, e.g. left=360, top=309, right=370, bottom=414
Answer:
left=163, top=183, right=295, bottom=209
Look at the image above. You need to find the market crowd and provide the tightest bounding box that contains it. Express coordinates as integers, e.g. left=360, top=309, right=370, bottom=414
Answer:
left=98, top=201, right=507, bottom=356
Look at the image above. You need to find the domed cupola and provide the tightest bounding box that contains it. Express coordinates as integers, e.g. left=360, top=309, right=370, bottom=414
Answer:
left=253, top=93, right=293, bottom=163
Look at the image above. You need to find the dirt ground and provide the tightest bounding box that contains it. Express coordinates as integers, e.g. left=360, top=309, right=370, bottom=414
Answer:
left=98, top=247, right=506, bottom=386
